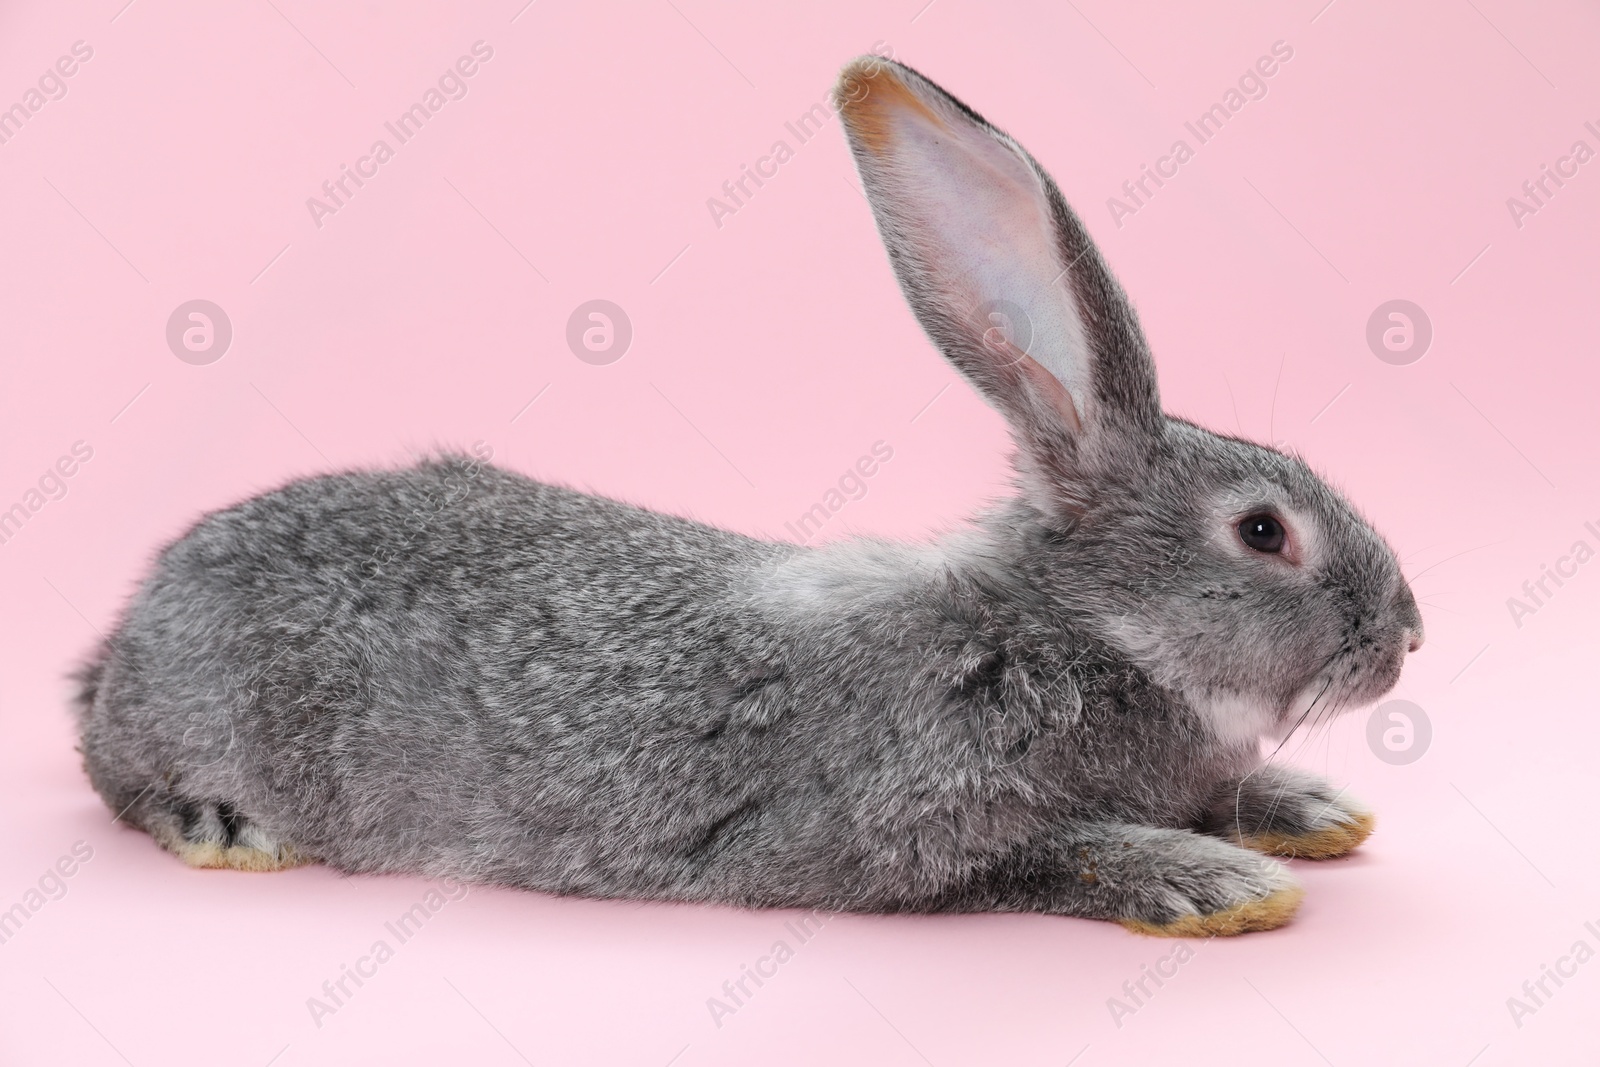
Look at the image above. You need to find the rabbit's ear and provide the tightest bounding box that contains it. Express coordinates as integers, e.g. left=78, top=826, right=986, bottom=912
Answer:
left=836, top=57, right=1162, bottom=491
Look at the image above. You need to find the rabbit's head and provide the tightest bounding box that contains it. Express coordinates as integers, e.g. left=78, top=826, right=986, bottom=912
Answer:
left=836, top=57, right=1422, bottom=742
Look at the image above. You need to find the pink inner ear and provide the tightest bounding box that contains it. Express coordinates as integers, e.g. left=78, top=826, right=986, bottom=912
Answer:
left=1017, top=353, right=1083, bottom=435
left=840, top=60, right=1103, bottom=440
left=847, top=71, right=1096, bottom=423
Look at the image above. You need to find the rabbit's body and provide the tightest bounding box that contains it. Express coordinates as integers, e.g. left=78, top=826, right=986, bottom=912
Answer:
left=76, top=56, right=1421, bottom=935
left=77, top=457, right=1251, bottom=910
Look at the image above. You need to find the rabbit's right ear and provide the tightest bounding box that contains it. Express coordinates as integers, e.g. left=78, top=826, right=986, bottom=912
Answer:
left=836, top=57, right=1163, bottom=496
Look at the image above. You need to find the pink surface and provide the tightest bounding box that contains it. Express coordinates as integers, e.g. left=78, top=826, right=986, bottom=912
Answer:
left=2, top=1, right=1597, bottom=1064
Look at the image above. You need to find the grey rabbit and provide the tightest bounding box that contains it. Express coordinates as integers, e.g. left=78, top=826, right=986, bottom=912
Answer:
left=74, top=56, right=1422, bottom=937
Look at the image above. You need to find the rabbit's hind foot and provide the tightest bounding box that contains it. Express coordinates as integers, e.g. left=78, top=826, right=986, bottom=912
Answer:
left=154, top=799, right=307, bottom=873
left=171, top=837, right=306, bottom=872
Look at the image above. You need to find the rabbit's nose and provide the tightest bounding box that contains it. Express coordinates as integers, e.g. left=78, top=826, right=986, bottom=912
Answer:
left=1393, top=581, right=1423, bottom=652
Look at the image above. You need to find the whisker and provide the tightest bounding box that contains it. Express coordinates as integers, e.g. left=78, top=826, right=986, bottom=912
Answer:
left=1235, top=672, right=1335, bottom=840
left=1407, top=538, right=1509, bottom=583
left=1257, top=679, right=1335, bottom=828
left=1397, top=542, right=1442, bottom=565
left=1264, top=674, right=1335, bottom=763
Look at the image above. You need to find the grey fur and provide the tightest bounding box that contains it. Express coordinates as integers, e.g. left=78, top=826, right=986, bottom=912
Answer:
left=74, top=57, right=1420, bottom=933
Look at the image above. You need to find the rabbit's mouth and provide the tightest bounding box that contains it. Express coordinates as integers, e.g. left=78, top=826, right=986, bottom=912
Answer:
left=1281, top=635, right=1410, bottom=735
left=1341, top=641, right=1410, bottom=710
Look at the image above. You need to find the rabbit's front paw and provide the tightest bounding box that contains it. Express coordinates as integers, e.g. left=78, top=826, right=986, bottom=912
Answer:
left=1118, top=832, right=1303, bottom=937
left=1203, top=765, right=1374, bottom=860
left=1244, top=803, right=1373, bottom=860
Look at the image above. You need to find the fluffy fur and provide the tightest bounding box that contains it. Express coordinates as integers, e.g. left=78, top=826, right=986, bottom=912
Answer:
left=74, top=57, right=1421, bottom=935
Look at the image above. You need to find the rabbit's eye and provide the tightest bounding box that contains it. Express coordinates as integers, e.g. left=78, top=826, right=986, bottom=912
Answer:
left=1238, top=514, right=1285, bottom=554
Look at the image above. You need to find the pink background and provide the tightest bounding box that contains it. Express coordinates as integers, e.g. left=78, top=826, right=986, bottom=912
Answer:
left=3, top=0, right=1598, bottom=1063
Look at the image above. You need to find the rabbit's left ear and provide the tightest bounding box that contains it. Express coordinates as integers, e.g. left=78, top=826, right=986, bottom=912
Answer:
left=836, top=57, right=1163, bottom=487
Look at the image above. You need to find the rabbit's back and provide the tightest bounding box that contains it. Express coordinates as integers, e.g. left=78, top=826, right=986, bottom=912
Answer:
left=77, top=457, right=818, bottom=893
